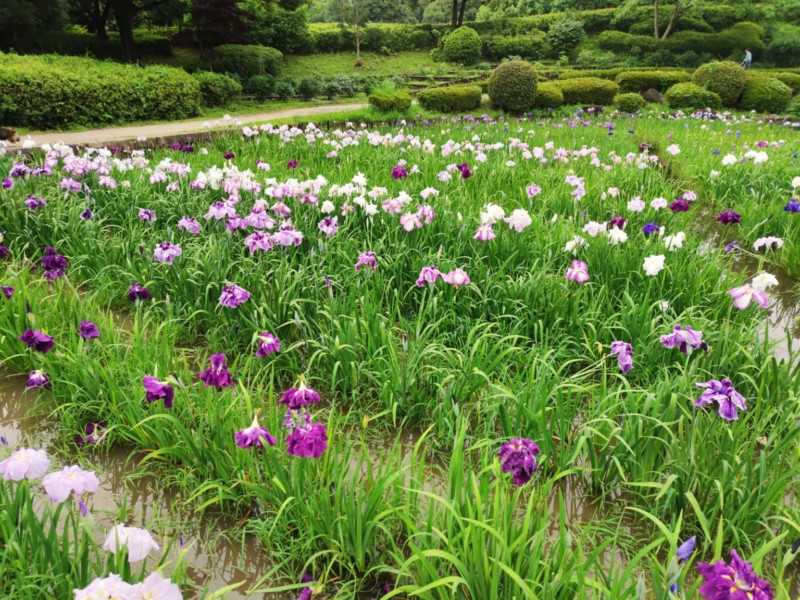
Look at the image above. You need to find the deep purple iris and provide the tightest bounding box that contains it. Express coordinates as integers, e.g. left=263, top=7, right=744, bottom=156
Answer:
left=280, top=379, right=321, bottom=409
left=41, top=247, right=68, bottom=280
left=298, top=573, right=314, bottom=600
left=698, top=550, right=773, bottom=600
left=642, top=222, right=660, bottom=235
left=1, top=286, right=13, bottom=299
left=234, top=416, right=277, bottom=449
left=25, top=195, right=46, bottom=210
left=784, top=198, right=800, bottom=213
left=26, top=369, right=51, bottom=389
left=255, top=332, right=280, bottom=357
left=608, top=216, right=627, bottom=230
left=457, top=163, right=472, bottom=179
left=391, top=165, right=408, bottom=179
left=75, top=423, right=105, bottom=445
left=19, top=329, right=54, bottom=353
left=286, top=415, right=328, bottom=458
left=716, top=210, right=742, bottom=225
left=676, top=536, right=696, bottom=563
left=80, top=208, right=94, bottom=220
left=669, top=199, right=690, bottom=212
left=725, top=240, right=740, bottom=253
left=199, top=353, right=233, bottom=390
left=224, top=151, right=235, bottom=159
left=142, top=376, right=174, bottom=409
left=287, top=159, right=299, bottom=170
left=498, top=437, right=541, bottom=486
left=127, top=282, right=153, bottom=302
left=79, top=320, right=100, bottom=339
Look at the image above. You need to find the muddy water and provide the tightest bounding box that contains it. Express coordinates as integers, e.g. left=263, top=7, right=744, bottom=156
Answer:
left=0, top=373, right=280, bottom=600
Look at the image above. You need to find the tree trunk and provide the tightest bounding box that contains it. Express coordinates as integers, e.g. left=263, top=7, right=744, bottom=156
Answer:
left=112, top=0, right=136, bottom=62
left=457, top=0, right=467, bottom=27
left=653, top=0, right=659, bottom=38
left=660, top=1, right=682, bottom=40
left=451, top=0, right=458, bottom=29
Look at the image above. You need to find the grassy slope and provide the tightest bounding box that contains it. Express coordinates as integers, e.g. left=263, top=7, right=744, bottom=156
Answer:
left=281, top=51, right=450, bottom=79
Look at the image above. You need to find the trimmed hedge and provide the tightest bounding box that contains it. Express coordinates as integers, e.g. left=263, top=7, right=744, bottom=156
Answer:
left=0, top=53, right=201, bottom=130
left=442, top=27, right=482, bottom=65
left=481, top=34, right=545, bottom=61
left=614, top=92, right=646, bottom=113
left=532, top=81, right=564, bottom=109
left=0, top=30, right=172, bottom=59
left=368, top=89, right=412, bottom=112
left=692, top=61, right=746, bottom=107
left=787, top=96, right=800, bottom=118
left=738, top=76, right=792, bottom=114
left=488, top=60, right=537, bottom=114
left=417, top=84, right=482, bottom=112
left=555, top=77, right=619, bottom=106
left=193, top=71, right=242, bottom=107
left=773, top=72, right=800, bottom=96
left=210, top=44, right=282, bottom=79
left=616, top=70, right=691, bottom=93
left=664, top=82, right=722, bottom=109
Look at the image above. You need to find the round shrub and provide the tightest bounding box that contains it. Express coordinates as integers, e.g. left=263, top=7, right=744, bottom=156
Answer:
left=333, top=75, right=359, bottom=97
left=664, top=82, right=721, bottom=109
left=488, top=60, right=537, bottom=114
left=738, top=76, right=792, bottom=113
left=248, top=74, right=276, bottom=102
left=368, top=88, right=412, bottom=113
left=532, top=81, right=564, bottom=109
left=322, top=81, right=341, bottom=101
left=555, top=77, right=619, bottom=106
left=692, top=61, right=746, bottom=107
left=297, top=77, right=322, bottom=101
left=546, top=17, right=586, bottom=58
left=274, top=80, right=295, bottom=101
left=773, top=72, right=800, bottom=96
left=614, top=92, right=645, bottom=113
left=210, top=44, right=283, bottom=79
left=417, top=84, right=482, bottom=112
left=192, top=71, right=242, bottom=107
left=442, top=27, right=482, bottom=65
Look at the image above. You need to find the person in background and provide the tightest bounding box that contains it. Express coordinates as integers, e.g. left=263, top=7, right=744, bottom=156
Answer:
left=742, top=48, right=752, bottom=70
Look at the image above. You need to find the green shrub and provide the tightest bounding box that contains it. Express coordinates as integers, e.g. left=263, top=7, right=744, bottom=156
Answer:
left=664, top=82, right=722, bottom=109
left=193, top=71, right=242, bottom=107
left=481, top=34, right=545, bottom=61
left=575, top=49, right=617, bottom=69
left=773, top=72, right=800, bottom=96
left=546, top=17, right=586, bottom=59
left=417, top=84, right=482, bottom=112
left=274, top=80, right=295, bottom=101
left=442, top=27, right=482, bottom=65
left=768, top=25, right=800, bottom=68
left=488, top=60, right=537, bottom=114
left=692, top=61, right=747, bottom=107
left=368, top=81, right=412, bottom=112
left=616, top=70, right=691, bottom=93
left=247, top=74, right=276, bottom=102
left=0, top=30, right=172, bottom=59
left=297, top=76, right=322, bottom=101
left=476, top=78, right=491, bottom=94
left=210, top=44, right=283, bottom=79
left=313, top=29, right=349, bottom=53
left=555, top=77, right=619, bottom=105
left=333, top=75, right=359, bottom=97
left=559, top=68, right=625, bottom=81
left=737, top=76, right=792, bottom=113
left=787, top=96, right=800, bottom=118
left=532, top=81, right=564, bottom=109
left=322, top=81, right=341, bottom=101
left=614, top=92, right=645, bottom=113
left=597, top=31, right=659, bottom=54
left=0, top=53, right=200, bottom=129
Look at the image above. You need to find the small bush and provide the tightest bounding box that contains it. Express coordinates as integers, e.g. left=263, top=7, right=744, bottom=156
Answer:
left=692, top=61, right=746, bottom=107
left=614, top=92, right=645, bottom=113
left=768, top=25, right=800, bottom=68
left=488, top=60, right=538, bottom=114
left=546, top=18, right=586, bottom=59
left=368, top=81, right=412, bottom=112
left=481, top=34, right=545, bottom=61
left=575, top=49, right=617, bottom=70
left=738, top=76, right=792, bottom=113
left=274, top=80, right=295, bottom=101
left=193, top=71, right=242, bottom=107
left=333, top=75, right=359, bottom=97
left=616, top=70, right=691, bottom=93
left=532, top=81, right=564, bottom=109
left=297, top=77, right=322, bottom=101
left=664, top=82, right=722, bottom=109
left=787, top=96, right=800, bottom=118
left=597, top=31, right=659, bottom=54
left=248, top=74, right=276, bottom=102
left=556, top=77, right=619, bottom=105
left=442, top=27, right=482, bottom=65
left=322, top=81, right=341, bottom=101
left=417, top=84, right=482, bottom=112
left=773, top=72, right=800, bottom=96
left=210, top=44, right=283, bottom=79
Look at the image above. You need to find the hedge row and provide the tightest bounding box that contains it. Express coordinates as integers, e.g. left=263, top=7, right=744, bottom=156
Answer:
left=0, top=30, right=172, bottom=59
left=209, top=44, right=283, bottom=79
left=417, top=84, right=482, bottom=112
left=0, top=53, right=201, bottom=129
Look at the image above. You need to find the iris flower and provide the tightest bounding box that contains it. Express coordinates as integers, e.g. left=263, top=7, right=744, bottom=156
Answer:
left=698, top=550, right=773, bottom=600
left=695, top=378, right=747, bottom=421
left=498, top=438, right=541, bottom=486
left=566, top=260, right=590, bottom=283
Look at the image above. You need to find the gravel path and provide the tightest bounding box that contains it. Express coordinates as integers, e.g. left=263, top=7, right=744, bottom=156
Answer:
left=9, top=103, right=368, bottom=149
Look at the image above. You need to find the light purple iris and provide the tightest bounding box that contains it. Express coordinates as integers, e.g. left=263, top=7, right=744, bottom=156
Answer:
left=566, top=260, right=589, bottom=284
left=676, top=536, right=696, bottom=563
left=79, top=320, right=100, bottom=339
left=199, top=353, right=233, bottom=390
left=695, top=378, right=747, bottom=421
left=660, top=325, right=705, bottom=354
left=355, top=251, right=377, bottom=272
left=19, top=329, right=54, bottom=353
left=416, top=265, right=442, bottom=287
left=42, top=465, right=100, bottom=503
left=138, top=208, right=156, bottom=221
left=25, top=195, right=46, bottom=210
left=153, top=241, right=182, bottom=265
left=474, top=223, right=496, bottom=242
left=255, top=332, right=280, bottom=357
left=610, top=341, right=634, bottom=373
left=244, top=231, right=274, bottom=254
left=219, top=284, right=250, bottom=308
left=698, top=550, right=773, bottom=600
left=280, top=378, right=321, bottom=409
left=142, top=376, right=174, bottom=409
left=498, top=438, right=541, bottom=486
left=177, top=216, right=201, bottom=234
left=442, top=268, right=470, bottom=289
left=271, top=225, right=303, bottom=247
left=318, top=216, right=339, bottom=238
left=728, top=285, right=768, bottom=310
left=26, top=369, right=51, bottom=389
left=234, top=416, right=277, bottom=449
left=0, top=447, right=50, bottom=481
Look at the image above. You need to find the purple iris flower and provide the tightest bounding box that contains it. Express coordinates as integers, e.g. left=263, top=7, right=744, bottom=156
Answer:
left=171, top=143, right=182, bottom=151
left=642, top=222, right=660, bottom=235
left=608, top=216, right=627, bottom=230
left=153, top=241, right=182, bottom=265
left=318, top=216, right=339, bottom=238
left=2, top=178, right=13, bottom=189
left=676, top=536, right=696, bottom=563
left=224, top=151, right=236, bottom=159
left=142, top=375, right=174, bottom=409
left=75, top=423, right=105, bottom=445
left=199, top=353, right=233, bottom=390
left=138, top=208, right=156, bottom=222
left=255, top=332, right=280, bottom=357
left=219, top=284, right=250, bottom=308
left=26, top=369, right=51, bottom=389
left=498, top=438, right=541, bottom=487
left=695, top=378, right=747, bottom=421
left=0, top=244, right=7, bottom=260
left=79, top=501, right=89, bottom=517
left=391, top=165, right=408, bottom=179
left=660, top=325, right=705, bottom=354
left=19, top=329, right=54, bottom=353
left=25, top=195, right=46, bottom=210
left=725, top=240, right=740, bottom=253
left=286, top=414, right=328, bottom=459
left=698, top=550, right=773, bottom=600
left=234, top=416, right=277, bottom=449
left=457, top=163, right=472, bottom=179
left=80, top=208, right=93, bottom=220
left=1, top=286, right=14, bottom=299
left=177, top=216, right=201, bottom=234
left=783, top=198, right=800, bottom=213
left=127, top=282, right=153, bottom=302
left=416, top=265, right=442, bottom=287
left=79, top=320, right=100, bottom=339
left=669, top=199, right=690, bottom=212
left=716, top=210, right=742, bottom=225
left=41, top=247, right=68, bottom=280
left=280, top=378, right=321, bottom=409
left=355, top=251, right=377, bottom=272
left=287, top=159, right=299, bottom=170
left=610, top=341, right=634, bottom=373
left=297, top=573, right=314, bottom=600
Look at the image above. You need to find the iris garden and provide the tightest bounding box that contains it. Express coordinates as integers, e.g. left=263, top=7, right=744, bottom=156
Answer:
left=0, top=107, right=799, bottom=599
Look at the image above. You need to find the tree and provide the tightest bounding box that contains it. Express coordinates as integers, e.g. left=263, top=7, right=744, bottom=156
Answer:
left=329, top=0, right=365, bottom=66
left=614, top=0, right=706, bottom=40
left=191, top=0, right=254, bottom=50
